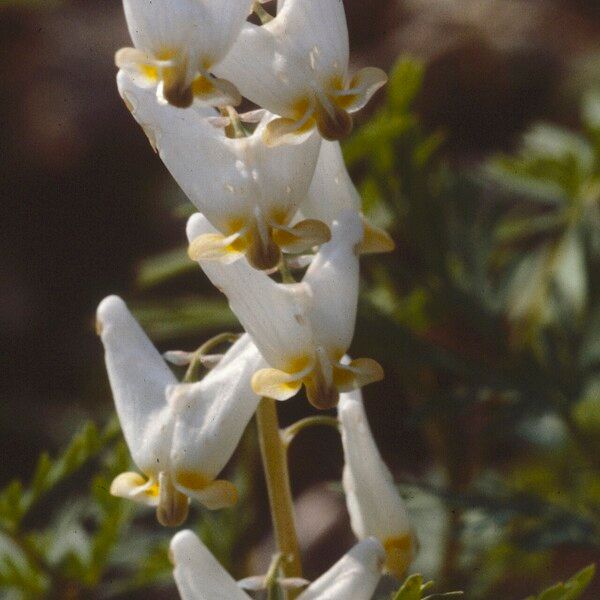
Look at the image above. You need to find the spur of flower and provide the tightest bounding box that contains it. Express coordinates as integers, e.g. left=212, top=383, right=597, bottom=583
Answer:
left=170, top=529, right=385, bottom=599
left=116, top=0, right=253, bottom=107
left=118, top=69, right=329, bottom=271
left=96, top=295, right=264, bottom=526
left=339, top=390, right=417, bottom=578
left=215, top=0, right=388, bottom=145
left=187, top=210, right=384, bottom=409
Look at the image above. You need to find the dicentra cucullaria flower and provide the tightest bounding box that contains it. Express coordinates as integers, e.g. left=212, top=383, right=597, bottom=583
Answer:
left=170, top=529, right=385, bottom=600
left=299, top=140, right=395, bottom=254
left=187, top=210, right=383, bottom=409
left=339, top=390, right=416, bottom=578
left=115, top=0, right=254, bottom=108
left=214, top=0, right=388, bottom=144
left=96, top=295, right=264, bottom=526
left=117, top=69, right=329, bottom=271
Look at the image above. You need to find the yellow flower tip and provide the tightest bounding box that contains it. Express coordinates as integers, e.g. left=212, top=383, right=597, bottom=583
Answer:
left=187, top=233, right=243, bottom=263
left=195, top=479, right=239, bottom=510
left=272, top=219, right=331, bottom=254
left=252, top=368, right=303, bottom=400
left=383, top=532, right=417, bottom=579
left=263, top=115, right=316, bottom=147
left=110, top=471, right=147, bottom=499
left=95, top=318, right=103, bottom=336
left=359, top=218, right=395, bottom=254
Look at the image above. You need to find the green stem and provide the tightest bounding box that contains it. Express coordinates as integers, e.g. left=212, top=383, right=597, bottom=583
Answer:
left=281, top=416, right=339, bottom=447
left=183, top=332, right=239, bottom=383
left=256, top=398, right=302, bottom=598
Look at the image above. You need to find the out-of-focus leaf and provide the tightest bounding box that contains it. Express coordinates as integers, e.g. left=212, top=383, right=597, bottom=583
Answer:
left=133, top=296, right=237, bottom=341
left=523, top=564, right=595, bottom=600
left=387, top=57, right=425, bottom=114
left=136, top=246, right=195, bottom=289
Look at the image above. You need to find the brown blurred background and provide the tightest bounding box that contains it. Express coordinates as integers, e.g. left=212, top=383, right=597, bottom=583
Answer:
left=1, top=0, right=599, bottom=595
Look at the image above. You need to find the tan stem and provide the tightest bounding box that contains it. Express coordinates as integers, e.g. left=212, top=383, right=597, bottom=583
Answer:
left=256, top=397, right=302, bottom=597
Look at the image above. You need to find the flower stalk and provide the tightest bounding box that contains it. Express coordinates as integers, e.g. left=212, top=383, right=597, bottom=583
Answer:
left=256, top=397, right=302, bottom=597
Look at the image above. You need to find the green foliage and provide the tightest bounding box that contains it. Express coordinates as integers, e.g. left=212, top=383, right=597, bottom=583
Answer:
left=391, top=574, right=463, bottom=599
left=524, top=564, right=595, bottom=600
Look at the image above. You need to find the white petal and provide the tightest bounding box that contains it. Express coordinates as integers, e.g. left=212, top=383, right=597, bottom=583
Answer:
left=170, top=530, right=251, bottom=600
left=96, top=295, right=175, bottom=475
left=299, top=141, right=360, bottom=227
left=302, top=210, right=362, bottom=354
left=117, top=70, right=254, bottom=232
left=169, top=335, right=265, bottom=481
left=215, top=0, right=349, bottom=119
left=123, top=0, right=252, bottom=67
left=338, top=390, right=411, bottom=541
left=298, top=538, right=384, bottom=600
left=187, top=213, right=315, bottom=371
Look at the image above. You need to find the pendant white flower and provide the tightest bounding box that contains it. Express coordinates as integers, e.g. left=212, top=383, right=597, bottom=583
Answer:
left=115, top=0, right=253, bottom=108
left=170, top=529, right=385, bottom=600
left=187, top=210, right=383, bottom=409
left=96, top=295, right=264, bottom=526
left=118, top=70, right=328, bottom=271
left=214, top=0, right=387, bottom=145
left=338, top=390, right=416, bottom=578
left=299, top=140, right=395, bottom=254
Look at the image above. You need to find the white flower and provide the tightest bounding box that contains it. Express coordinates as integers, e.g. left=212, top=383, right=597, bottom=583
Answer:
left=338, top=390, right=416, bottom=578
left=117, top=70, right=328, bottom=271
left=96, top=295, right=264, bottom=525
left=214, top=0, right=387, bottom=144
left=186, top=210, right=383, bottom=409
left=299, top=140, right=395, bottom=254
left=116, top=0, right=253, bottom=107
left=170, top=529, right=385, bottom=600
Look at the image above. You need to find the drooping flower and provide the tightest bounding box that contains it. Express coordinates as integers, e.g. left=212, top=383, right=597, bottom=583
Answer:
left=96, top=295, right=264, bottom=526
left=170, top=529, right=385, bottom=600
left=338, top=390, right=416, bottom=578
left=299, top=140, right=395, bottom=254
left=116, top=0, right=253, bottom=108
left=214, top=0, right=387, bottom=144
left=187, top=210, right=383, bottom=409
left=117, top=70, right=328, bottom=271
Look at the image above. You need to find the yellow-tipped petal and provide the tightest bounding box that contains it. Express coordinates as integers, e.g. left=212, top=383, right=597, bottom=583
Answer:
left=263, top=115, right=316, bottom=147
left=110, top=472, right=159, bottom=507
left=272, top=219, right=331, bottom=254
left=252, top=368, right=303, bottom=400
left=335, top=358, right=384, bottom=392
left=383, top=532, right=416, bottom=579
left=187, top=232, right=244, bottom=263
left=192, top=74, right=242, bottom=106
left=359, top=217, right=395, bottom=254
left=189, top=479, right=239, bottom=510
left=343, top=67, right=389, bottom=113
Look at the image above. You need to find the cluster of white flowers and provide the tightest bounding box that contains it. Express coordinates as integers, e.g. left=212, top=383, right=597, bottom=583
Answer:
left=98, top=0, right=415, bottom=597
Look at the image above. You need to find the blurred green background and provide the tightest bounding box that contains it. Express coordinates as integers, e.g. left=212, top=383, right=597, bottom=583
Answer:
left=0, top=0, right=599, bottom=598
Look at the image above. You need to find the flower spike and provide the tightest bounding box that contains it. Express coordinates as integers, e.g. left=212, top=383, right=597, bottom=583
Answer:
left=118, top=70, right=327, bottom=271
left=170, top=530, right=385, bottom=600
left=338, top=390, right=416, bottom=578
left=187, top=211, right=384, bottom=409
left=97, top=296, right=264, bottom=525
left=116, top=0, right=253, bottom=107
left=215, top=0, right=388, bottom=144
